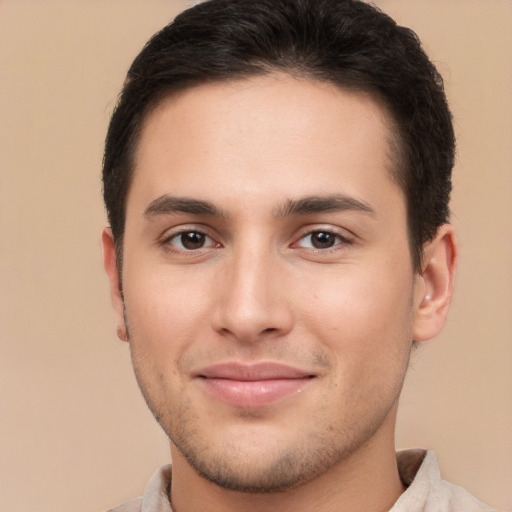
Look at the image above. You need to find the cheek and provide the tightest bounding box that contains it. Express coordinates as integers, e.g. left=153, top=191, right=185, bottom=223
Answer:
left=300, top=260, right=415, bottom=365
left=123, top=271, right=211, bottom=416
left=123, top=269, right=212, bottom=359
left=302, top=267, right=414, bottom=419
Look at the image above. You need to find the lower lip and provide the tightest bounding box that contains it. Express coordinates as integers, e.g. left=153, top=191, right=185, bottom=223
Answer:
left=199, top=377, right=312, bottom=408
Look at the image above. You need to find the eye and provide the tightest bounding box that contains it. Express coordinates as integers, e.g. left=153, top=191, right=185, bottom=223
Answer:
left=166, top=230, right=216, bottom=251
left=296, top=230, right=349, bottom=250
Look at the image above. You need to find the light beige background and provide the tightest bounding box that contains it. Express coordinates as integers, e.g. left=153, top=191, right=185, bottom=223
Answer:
left=0, top=1, right=510, bottom=511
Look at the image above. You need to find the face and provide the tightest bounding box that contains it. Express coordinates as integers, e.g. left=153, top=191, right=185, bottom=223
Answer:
left=104, top=74, right=438, bottom=492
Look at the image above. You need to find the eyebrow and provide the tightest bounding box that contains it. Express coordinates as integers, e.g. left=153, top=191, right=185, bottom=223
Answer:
left=143, top=193, right=375, bottom=220
left=144, top=195, right=226, bottom=219
left=275, top=194, right=375, bottom=218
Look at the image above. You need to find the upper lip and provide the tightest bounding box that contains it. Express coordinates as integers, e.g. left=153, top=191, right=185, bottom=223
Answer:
left=197, top=362, right=314, bottom=381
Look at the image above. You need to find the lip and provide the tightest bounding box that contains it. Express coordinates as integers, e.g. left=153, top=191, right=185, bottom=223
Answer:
left=196, top=362, right=315, bottom=408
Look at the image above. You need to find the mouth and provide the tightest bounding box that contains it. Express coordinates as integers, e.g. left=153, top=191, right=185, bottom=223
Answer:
left=196, top=362, right=316, bottom=408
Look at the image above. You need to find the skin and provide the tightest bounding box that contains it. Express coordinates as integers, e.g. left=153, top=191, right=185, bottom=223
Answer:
left=103, top=73, right=456, bottom=512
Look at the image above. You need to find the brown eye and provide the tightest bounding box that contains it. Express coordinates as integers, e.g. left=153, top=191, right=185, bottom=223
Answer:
left=310, top=231, right=336, bottom=249
left=296, top=230, right=350, bottom=250
left=180, top=232, right=206, bottom=250
left=167, top=231, right=214, bottom=251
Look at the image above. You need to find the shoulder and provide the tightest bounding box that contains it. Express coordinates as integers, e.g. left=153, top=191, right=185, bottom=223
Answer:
left=106, top=497, right=142, bottom=512
left=433, top=478, right=500, bottom=512
left=394, top=450, right=500, bottom=512
left=104, top=464, right=172, bottom=512
left=421, top=451, right=499, bottom=512
left=107, top=497, right=142, bottom=512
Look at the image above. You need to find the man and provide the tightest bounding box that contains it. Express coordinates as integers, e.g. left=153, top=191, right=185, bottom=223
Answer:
left=101, top=0, right=498, bottom=510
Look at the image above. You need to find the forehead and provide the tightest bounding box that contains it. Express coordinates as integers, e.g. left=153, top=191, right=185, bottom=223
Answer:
left=128, top=74, right=402, bottom=217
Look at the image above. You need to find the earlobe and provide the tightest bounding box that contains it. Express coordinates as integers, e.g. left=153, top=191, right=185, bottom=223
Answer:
left=102, top=228, right=129, bottom=342
left=413, top=224, right=458, bottom=342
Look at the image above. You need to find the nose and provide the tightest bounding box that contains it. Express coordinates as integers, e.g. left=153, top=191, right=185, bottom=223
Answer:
left=211, top=245, right=294, bottom=344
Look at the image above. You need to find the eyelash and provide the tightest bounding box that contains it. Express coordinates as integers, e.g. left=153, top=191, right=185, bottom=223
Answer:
left=293, top=229, right=353, bottom=252
left=159, top=227, right=354, bottom=255
left=160, top=228, right=220, bottom=254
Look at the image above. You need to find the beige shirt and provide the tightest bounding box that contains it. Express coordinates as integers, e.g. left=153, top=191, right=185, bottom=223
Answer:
left=107, top=449, right=499, bottom=512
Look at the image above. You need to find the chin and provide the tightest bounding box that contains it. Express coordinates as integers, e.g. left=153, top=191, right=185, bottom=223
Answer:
left=167, top=413, right=385, bottom=494
left=174, top=441, right=331, bottom=493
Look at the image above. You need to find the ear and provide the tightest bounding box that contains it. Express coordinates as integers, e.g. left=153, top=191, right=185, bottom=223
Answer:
left=102, top=228, right=128, bottom=342
left=413, top=224, right=458, bottom=342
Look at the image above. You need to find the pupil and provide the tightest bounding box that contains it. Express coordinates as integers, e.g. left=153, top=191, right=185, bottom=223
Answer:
left=181, top=232, right=205, bottom=249
left=312, top=231, right=335, bottom=249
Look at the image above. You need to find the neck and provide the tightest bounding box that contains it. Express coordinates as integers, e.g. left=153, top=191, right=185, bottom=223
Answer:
left=169, top=416, right=404, bottom=512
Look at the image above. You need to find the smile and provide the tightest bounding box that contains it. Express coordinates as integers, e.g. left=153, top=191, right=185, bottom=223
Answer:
left=196, top=362, right=316, bottom=408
